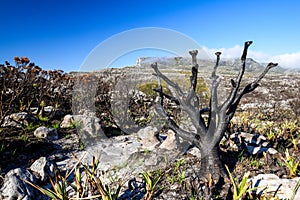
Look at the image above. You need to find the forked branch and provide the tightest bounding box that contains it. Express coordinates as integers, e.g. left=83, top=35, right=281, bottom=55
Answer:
left=226, top=62, right=278, bottom=119
left=222, top=41, right=253, bottom=111
left=151, top=61, right=207, bottom=137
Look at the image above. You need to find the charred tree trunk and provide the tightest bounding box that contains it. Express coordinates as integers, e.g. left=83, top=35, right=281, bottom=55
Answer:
left=200, top=144, right=225, bottom=180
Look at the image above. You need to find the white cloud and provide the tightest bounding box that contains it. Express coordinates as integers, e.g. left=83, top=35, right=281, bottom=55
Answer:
left=205, top=45, right=244, bottom=59
left=270, top=53, right=300, bottom=69
left=203, top=45, right=300, bottom=69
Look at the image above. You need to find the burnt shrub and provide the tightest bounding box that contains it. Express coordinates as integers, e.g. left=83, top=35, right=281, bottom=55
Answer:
left=0, top=57, right=74, bottom=126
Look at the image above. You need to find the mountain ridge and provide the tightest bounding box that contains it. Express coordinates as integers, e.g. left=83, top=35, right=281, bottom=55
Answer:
left=136, top=56, right=299, bottom=73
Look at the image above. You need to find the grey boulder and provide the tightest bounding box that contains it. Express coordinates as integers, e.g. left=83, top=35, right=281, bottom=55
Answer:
left=0, top=168, right=38, bottom=200
left=34, top=126, right=58, bottom=141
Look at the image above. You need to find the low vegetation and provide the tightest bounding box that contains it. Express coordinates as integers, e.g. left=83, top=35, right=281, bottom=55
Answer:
left=0, top=42, right=300, bottom=199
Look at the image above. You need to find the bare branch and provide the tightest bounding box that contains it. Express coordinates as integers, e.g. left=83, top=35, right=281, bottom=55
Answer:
left=241, top=41, right=253, bottom=61
left=188, top=50, right=199, bottom=91
left=190, top=64, right=199, bottom=91
left=226, top=62, right=278, bottom=119
left=251, top=62, right=278, bottom=88
left=212, top=52, right=221, bottom=77
left=186, top=51, right=207, bottom=133
left=222, top=41, right=253, bottom=111
left=169, top=124, right=201, bottom=146
left=151, top=61, right=207, bottom=137
left=184, top=89, right=207, bottom=134
left=208, top=52, right=222, bottom=130
left=189, top=50, right=198, bottom=66
left=153, top=99, right=200, bottom=146
left=153, top=88, right=179, bottom=105
left=151, top=63, right=184, bottom=97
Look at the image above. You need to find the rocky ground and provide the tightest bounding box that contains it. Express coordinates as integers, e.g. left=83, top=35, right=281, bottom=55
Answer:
left=0, top=63, right=299, bottom=199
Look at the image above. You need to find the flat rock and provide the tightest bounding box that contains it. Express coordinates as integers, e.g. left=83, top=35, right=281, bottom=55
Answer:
left=55, top=126, right=179, bottom=182
left=251, top=174, right=300, bottom=199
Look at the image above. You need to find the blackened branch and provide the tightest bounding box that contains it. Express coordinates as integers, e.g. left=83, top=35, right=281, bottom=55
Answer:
left=209, top=52, right=222, bottom=130
left=230, top=79, right=236, bottom=87
left=226, top=62, right=278, bottom=120
left=212, top=52, right=221, bottom=77
left=186, top=50, right=204, bottom=129
left=189, top=50, right=199, bottom=91
left=153, top=95, right=199, bottom=144
left=186, top=50, right=207, bottom=132
left=251, top=62, right=278, bottom=88
left=222, top=41, right=253, bottom=111
left=167, top=119, right=201, bottom=144
left=188, top=50, right=199, bottom=91
left=153, top=88, right=180, bottom=105
left=241, top=41, right=253, bottom=61
left=189, top=50, right=198, bottom=66
left=151, top=61, right=207, bottom=138
left=151, top=62, right=184, bottom=97
left=152, top=87, right=201, bottom=144
left=190, top=64, right=199, bottom=91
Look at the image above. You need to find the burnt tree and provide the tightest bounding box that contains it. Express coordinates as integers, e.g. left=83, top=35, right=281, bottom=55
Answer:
left=151, top=41, right=277, bottom=180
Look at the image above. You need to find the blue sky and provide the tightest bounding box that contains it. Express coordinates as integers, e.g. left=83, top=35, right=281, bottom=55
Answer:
left=0, top=0, right=299, bottom=71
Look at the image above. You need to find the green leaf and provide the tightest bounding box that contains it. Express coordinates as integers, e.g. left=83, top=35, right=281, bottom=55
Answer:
left=43, top=188, right=60, bottom=199
left=225, top=164, right=238, bottom=200
left=237, top=171, right=250, bottom=198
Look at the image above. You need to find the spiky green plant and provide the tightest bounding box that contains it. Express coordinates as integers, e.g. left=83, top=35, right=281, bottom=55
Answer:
left=280, top=149, right=300, bottom=178
left=141, top=170, right=163, bottom=200
left=80, top=156, right=122, bottom=200
left=225, top=165, right=252, bottom=200
left=24, top=154, right=122, bottom=200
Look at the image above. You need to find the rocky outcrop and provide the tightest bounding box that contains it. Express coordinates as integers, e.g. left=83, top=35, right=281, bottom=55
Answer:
left=76, top=126, right=174, bottom=173
left=0, top=129, right=295, bottom=200
left=0, top=113, right=294, bottom=199
left=0, top=158, right=58, bottom=199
